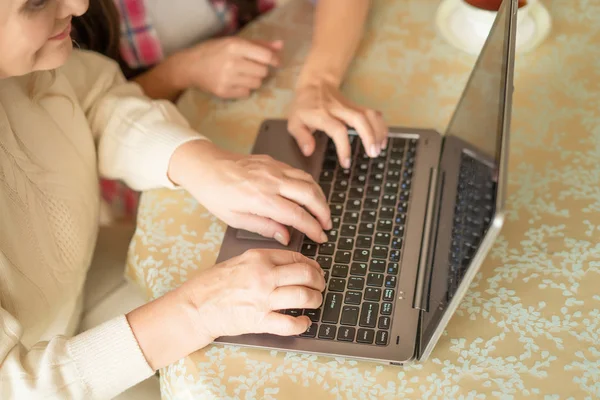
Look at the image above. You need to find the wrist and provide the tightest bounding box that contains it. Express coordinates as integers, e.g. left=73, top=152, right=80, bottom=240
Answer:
left=163, top=50, right=194, bottom=93
left=296, top=63, right=343, bottom=91
left=167, top=139, right=219, bottom=188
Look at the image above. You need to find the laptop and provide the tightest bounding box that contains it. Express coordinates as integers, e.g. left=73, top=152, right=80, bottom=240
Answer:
left=214, top=0, right=518, bottom=365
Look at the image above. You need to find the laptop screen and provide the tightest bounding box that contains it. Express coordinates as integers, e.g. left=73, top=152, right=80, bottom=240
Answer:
left=420, top=0, right=516, bottom=357
left=443, top=0, right=513, bottom=162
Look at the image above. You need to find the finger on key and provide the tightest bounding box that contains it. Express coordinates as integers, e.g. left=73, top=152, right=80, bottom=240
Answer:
left=268, top=286, right=324, bottom=310
left=365, top=109, right=388, bottom=150
left=320, top=116, right=352, bottom=169
left=254, top=196, right=327, bottom=243
left=331, top=106, right=378, bottom=158
left=272, top=263, right=326, bottom=291
left=278, top=178, right=332, bottom=230
left=260, top=312, right=312, bottom=336
left=266, top=249, right=321, bottom=270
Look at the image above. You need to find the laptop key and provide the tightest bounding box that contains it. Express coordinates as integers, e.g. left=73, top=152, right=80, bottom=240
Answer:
left=341, top=224, right=357, bottom=237
left=387, top=263, right=399, bottom=275
left=377, top=220, right=393, bottom=232
left=335, top=251, right=352, bottom=264
left=350, top=262, right=368, bottom=276
left=384, top=182, right=399, bottom=194
left=334, top=179, right=350, bottom=191
left=359, top=222, right=375, bottom=235
left=391, top=238, right=403, bottom=249
left=331, top=216, right=341, bottom=229
left=300, top=323, right=318, bottom=338
left=382, top=194, right=397, bottom=206
left=369, top=259, right=386, bottom=273
left=361, top=210, right=377, bottom=222
left=347, top=277, right=365, bottom=291
left=365, top=288, right=382, bottom=302
left=376, top=330, right=389, bottom=346
left=359, top=302, right=379, bottom=328
left=393, top=225, right=405, bottom=237
left=378, top=316, right=391, bottom=330
left=353, top=249, right=370, bottom=262
left=337, top=327, right=356, bottom=342
left=340, top=306, right=360, bottom=326
left=381, top=302, right=393, bottom=316
left=363, top=197, right=380, bottom=210
left=328, top=278, right=346, bottom=292
left=367, top=273, right=384, bottom=287
left=372, top=246, right=388, bottom=259
left=330, top=204, right=343, bottom=216
left=318, top=324, right=337, bottom=340
left=356, top=235, right=373, bottom=249
left=345, top=291, right=362, bottom=305
left=395, top=214, right=406, bottom=225
left=331, top=191, right=347, bottom=204
left=385, top=275, right=398, bottom=288
left=346, top=199, right=362, bottom=211
left=343, top=212, right=359, bottom=224
left=338, top=237, right=355, bottom=250
left=383, top=289, right=394, bottom=302
left=320, top=170, right=334, bottom=183
left=287, top=309, right=302, bottom=317
left=316, top=256, right=332, bottom=270
left=375, top=232, right=391, bottom=245
left=320, top=184, right=332, bottom=198
left=301, top=243, right=317, bottom=257
left=357, top=329, right=375, bottom=344
left=328, top=230, right=339, bottom=242
left=349, top=187, right=365, bottom=199
left=332, top=264, right=349, bottom=278
left=351, top=174, right=368, bottom=187
left=304, top=309, right=321, bottom=323
left=389, top=251, right=401, bottom=262
left=322, top=293, right=343, bottom=323
left=366, top=185, right=382, bottom=198
left=319, top=243, right=335, bottom=256
left=379, top=206, right=395, bottom=220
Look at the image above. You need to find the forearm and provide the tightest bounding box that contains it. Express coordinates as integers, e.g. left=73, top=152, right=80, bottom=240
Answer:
left=132, top=53, right=189, bottom=101
left=297, top=0, right=371, bottom=88
left=126, top=287, right=209, bottom=370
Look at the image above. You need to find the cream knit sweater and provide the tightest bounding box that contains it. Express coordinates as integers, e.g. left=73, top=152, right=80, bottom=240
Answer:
left=0, top=50, right=204, bottom=399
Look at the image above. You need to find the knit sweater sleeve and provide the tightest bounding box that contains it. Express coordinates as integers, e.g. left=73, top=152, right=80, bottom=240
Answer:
left=0, top=305, right=154, bottom=399
left=61, top=49, right=207, bottom=191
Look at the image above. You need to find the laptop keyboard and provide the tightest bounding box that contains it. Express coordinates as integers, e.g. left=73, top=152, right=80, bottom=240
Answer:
left=447, top=153, right=496, bottom=300
left=293, top=136, right=418, bottom=346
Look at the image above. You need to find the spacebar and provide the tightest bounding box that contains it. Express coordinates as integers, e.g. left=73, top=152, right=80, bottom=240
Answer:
left=322, top=293, right=342, bottom=323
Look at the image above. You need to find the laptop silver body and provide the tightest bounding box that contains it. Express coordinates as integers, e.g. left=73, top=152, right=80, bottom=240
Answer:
left=214, top=0, right=518, bottom=365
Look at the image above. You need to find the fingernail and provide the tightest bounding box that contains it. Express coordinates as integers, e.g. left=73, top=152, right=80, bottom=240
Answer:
left=274, top=232, right=288, bottom=246
left=302, top=144, right=311, bottom=156
left=370, top=144, right=379, bottom=158
left=320, top=232, right=328, bottom=243
left=342, top=158, right=351, bottom=169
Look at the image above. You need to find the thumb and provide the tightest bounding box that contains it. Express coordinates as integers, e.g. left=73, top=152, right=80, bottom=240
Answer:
left=232, top=213, right=290, bottom=246
left=260, top=312, right=312, bottom=336
left=287, top=120, right=316, bottom=157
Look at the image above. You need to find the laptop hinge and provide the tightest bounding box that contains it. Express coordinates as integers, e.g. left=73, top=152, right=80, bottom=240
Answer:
left=412, top=167, right=439, bottom=311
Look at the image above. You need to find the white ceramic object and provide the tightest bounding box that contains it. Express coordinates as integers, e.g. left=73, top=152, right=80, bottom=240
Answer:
left=435, top=0, right=552, bottom=55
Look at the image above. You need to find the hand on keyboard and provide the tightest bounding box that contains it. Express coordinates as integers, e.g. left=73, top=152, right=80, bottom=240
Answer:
left=287, top=81, right=388, bottom=168
left=180, top=249, right=326, bottom=346
left=169, top=140, right=332, bottom=245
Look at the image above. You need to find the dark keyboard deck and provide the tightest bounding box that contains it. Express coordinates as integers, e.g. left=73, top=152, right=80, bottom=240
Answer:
left=291, top=136, right=417, bottom=346
left=447, top=153, right=496, bottom=300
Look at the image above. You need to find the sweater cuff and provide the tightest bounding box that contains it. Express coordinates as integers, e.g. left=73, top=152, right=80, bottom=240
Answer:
left=67, top=315, right=154, bottom=399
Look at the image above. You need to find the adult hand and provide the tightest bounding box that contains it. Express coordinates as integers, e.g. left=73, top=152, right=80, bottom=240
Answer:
left=180, top=249, right=326, bottom=345
left=168, top=140, right=332, bottom=245
left=178, top=36, right=283, bottom=99
left=287, top=79, right=387, bottom=169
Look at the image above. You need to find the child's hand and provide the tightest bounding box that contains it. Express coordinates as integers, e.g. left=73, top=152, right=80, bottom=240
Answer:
left=287, top=78, right=387, bottom=169
left=167, top=140, right=332, bottom=245
left=178, top=37, right=283, bottom=99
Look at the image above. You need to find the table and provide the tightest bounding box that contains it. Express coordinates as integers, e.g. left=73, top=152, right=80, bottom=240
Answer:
left=126, top=0, right=600, bottom=398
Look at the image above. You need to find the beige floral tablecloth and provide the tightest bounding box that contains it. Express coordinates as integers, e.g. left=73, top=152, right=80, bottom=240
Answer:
left=126, top=0, right=600, bottom=398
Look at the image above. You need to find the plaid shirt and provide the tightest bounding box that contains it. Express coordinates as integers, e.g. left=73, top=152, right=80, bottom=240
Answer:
left=114, top=0, right=276, bottom=68
left=101, top=0, right=275, bottom=220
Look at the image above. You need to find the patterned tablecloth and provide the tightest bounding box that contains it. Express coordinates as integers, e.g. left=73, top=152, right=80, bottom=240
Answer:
left=126, top=0, right=600, bottom=398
